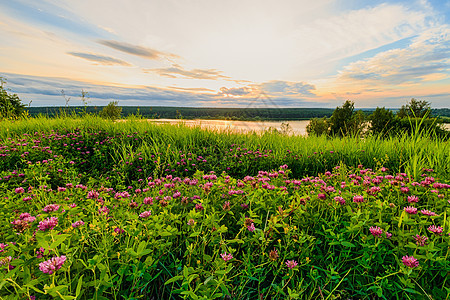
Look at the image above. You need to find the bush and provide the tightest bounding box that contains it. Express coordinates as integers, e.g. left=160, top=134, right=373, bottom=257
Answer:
left=329, top=100, right=366, bottom=136
left=369, top=107, right=397, bottom=136
left=0, top=77, right=26, bottom=119
left=100, top=101, right=122, bottom=120
left=306, top=117, right=329, bottom=136
left=397, top=98, right=431, bottom=118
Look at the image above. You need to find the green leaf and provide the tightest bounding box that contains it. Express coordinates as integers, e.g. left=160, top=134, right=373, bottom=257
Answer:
left=181, top=291, right=198, bottom=300
left=165, top=275, right=183, bottom=285
left=187, top=274, right=199, bottom=284
left=50, top=234, right=69, bottom=249
left=76, top=275, right=84, bottom=298
left=341, top=241, right=356, bottom=248
left=36, top=232, right=50, bottom=250
left=398, top=211, right=406, bottom=228
left=24, top=283, right=44, bottom=294
left=137, top=241, right=147, bottom=255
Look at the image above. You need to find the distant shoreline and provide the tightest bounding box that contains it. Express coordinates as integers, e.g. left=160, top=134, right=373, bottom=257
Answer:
left=24, top=106, right=450, bottom=123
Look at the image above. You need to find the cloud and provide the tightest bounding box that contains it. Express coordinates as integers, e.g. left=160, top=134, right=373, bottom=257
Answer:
left=169, top=86, right=216, bottom=92
left=67, top=52, right=131, bottom=66
left=144, top=64, right=231, bottom=80
left=338, top=26, right=450, bottom=85
left=1, top=73, right=321, bottom=107
left=1, top=72, right=213, bottom=106
left=218, top=87, right=252, bottom=97
left=98, top=40, right=179, bottom=61
left=260, top=81, right=316, bottom=97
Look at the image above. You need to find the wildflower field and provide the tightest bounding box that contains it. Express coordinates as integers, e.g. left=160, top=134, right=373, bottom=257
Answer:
left=0, top=115, right=449, bottom=299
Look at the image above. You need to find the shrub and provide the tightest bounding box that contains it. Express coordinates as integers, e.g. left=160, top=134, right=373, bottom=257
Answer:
left=397, top=98, right=431, bottom=118
left=0, top=77, right=26, bottom=119
left=306, top=117, right=329, bottom=136
left=100, top=101, right=122, bottom=120
left=329, top=100, right=366, bottom=136
left=369, top=107, right=397, bottom=136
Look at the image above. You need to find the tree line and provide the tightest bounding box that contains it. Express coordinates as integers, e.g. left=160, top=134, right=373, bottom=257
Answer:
left=306, top=99, right=448, bottom=138
left=1, top=77, right=449, bottom=137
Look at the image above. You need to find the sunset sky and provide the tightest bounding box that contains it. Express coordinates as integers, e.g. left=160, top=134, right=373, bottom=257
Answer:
left=1, top=0, right=449, bottom=108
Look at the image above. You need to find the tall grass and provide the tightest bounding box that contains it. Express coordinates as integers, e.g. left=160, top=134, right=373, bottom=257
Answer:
left=0, top=114, right=448, bottom=180
left=0, top=114, right=449, bottom=299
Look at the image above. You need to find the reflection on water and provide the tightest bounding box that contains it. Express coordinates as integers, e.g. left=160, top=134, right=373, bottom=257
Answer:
left=148, top=119, right=450, bottom=136
left=149, top=119, right=311, bottom=135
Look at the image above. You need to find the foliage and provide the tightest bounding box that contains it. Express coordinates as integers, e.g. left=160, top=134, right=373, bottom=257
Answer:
left=0, top=77, right=26, bottom=119
left=26, top=106, right=339, bottom=120
left=397, top=98, right=432, bottom=119
left=306, top=117, right=329, bottom=136
left=329, top=100, right=355, bottom=136
left=308, top=100, right=368, bottom=137
left=0, top=119, right=449, bottom=299
left=368, top=100, right=447, bottom=138
left=369, top=107, right=397, bottom=136
left=100, top=101, right=122, bottom=120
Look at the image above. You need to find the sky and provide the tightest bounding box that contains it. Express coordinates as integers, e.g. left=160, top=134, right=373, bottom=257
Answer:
left=0, top=0, right=449, bottom=108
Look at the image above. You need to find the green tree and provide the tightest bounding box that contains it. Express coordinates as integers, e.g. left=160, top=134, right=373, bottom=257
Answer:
left=369, top=107, right=396, bottom=136
left=100, top=101, right=122, bottom=120
left=306, top=117, right=329, bottom=136
left=0, top=77, right=26, bottom=118
left=349, top=110, right=367, bottom=134
left=329, top=100, right=361, bottom=136
left=397, top=98, right=431, bottom=118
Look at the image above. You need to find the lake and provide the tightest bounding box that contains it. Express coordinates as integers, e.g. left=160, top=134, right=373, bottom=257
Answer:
left=148, top=119, right=311, bottom=135
left=147, top=119, right=450, bottom=136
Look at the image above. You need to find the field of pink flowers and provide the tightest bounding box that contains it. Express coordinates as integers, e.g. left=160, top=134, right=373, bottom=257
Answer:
left=0, top=117, right=449, bottom=299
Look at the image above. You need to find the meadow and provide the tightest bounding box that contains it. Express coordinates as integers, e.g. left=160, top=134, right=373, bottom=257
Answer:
left=0, top=114, right=449, bottom=299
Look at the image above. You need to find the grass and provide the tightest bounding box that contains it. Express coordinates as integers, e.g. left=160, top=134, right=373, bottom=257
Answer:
left=0, top=115, right=449, bottom=299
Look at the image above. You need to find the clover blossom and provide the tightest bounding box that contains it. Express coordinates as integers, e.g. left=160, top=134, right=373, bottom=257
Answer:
left=139, top=210, right=152, bottom=218
left=220, top=252, right=233, bottom=262
left=369, top=226, right=383, bottom=237
left=42, top=204, right=60, bottom=213
left=15, top=187, right=25, bottom=194
left=407, top=195, right=419, bottom=203
left=420, top=210, right=437, bottom=216
left=98, top=206, right=109, bottom=216
left=39, top=255, right=66, bottom=274
left=403, top=206, right=417, bottom=214
left=286, top=260, right=298, bottom=269
left=87, top=190, right=99, bottom=199
left=143, top=197, right=153, bottom=205
left=269, top=249, right=279, bottom=261
left=428, top=225, right=443, bottom=235
left=71, top=220, right=85, bottom=228
left=414, top=235, right=428, bottom=246
left=353, top=195, right=364, bottom=203
left=402, top=256, right=419, bottom=268
left=38, top=217, right=58, bottom=231
left=195, top=203, right=204, bottom=211
left=334, top=196, right=345, bottom=205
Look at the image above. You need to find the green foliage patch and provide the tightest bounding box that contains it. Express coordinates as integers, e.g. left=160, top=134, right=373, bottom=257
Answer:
left=0, top=116, right=449, bottom=299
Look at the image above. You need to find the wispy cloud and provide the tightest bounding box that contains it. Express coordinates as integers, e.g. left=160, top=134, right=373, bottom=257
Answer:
left=2, top=72, right=321, bottom=107
left=260, top=81, right=316, bottom=97
left=338, top=26, right=450, bottom=85
left=144, top=64, right=231, bottom=80
left=98, top=40, right=179, bottom=61
left=67, top=52, right=131, bottom=66
left=2, top=72, right=213, bottom=106
left=218, top=87, right=252, bottom=97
